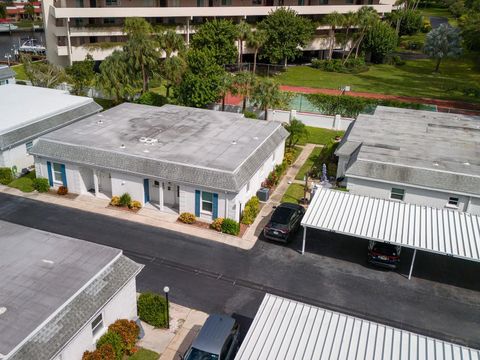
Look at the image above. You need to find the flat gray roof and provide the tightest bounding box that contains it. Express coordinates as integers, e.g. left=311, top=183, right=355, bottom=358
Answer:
left=31, top=104, right=288, bottom=192
left=0, top=220, right=122, bottom=358
left=336, top=106, right=480, bottom=196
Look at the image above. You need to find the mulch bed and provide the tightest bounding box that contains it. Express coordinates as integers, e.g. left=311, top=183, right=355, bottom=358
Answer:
left=107, top=204, right=140, bottom=214
left=45, top=190, right=80, bottom=200
left=176, top=219, right=249, bottom=238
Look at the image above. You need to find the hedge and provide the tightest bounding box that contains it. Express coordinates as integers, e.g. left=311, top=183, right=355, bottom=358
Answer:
left=221, top=218, right=240, bottom=235
left=137, top=292, right=168, bottom=328
left=0, top=167, right=13, bottom=185
left=241, top=196, right=260, bottom=225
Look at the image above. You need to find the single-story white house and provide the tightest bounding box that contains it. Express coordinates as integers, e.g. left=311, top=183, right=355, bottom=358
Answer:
left=31, top=103, right=288, bottom=222
left=336, top=106, right=480, bottom=215
left=0, top=220, right=143, bottom=360
left=0, top=66, right=15, bottom=85
left=0, top=84, right=101, bottom=173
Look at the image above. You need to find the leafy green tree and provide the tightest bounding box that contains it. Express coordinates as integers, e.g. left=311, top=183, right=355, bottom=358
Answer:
left=96, top=50, right=135, bottom=104
left=22, top=55, right=66, bottom=88
left=0, top=3, right=7, bottom=19
left=284, top=119, right=308, bottom=148
left=231, top=71, right=256, bottom=113
left=247, top=28, right=267, bottom=73
left=236, top=20, right=251, bottom=65
left=363, top=21, right=398, bottom=63
left=191, top=19, right=238, bottom=66
left=344, top=6, right=379, bottom=62
left=123, top=18, right=159, bottom=93
left=219, top=72, right=234, bottom=111
left=387, top=9, right=423, bottom=35
left=424, top=23, right=463, bottom=72
left=323, top=12, right=345, bottom=60
left=251, top=78, right=287, bottom=120
left=175, top=48, right=225, bottom=108
left=161, top=55, right=186, bottom=98
left=460, top=13, right=480, bottom=51
left=23, top=1, right=35, bottom=21
left=66, top=54, right=95, bottom=95
left=258, top=7, right=315, bottom=67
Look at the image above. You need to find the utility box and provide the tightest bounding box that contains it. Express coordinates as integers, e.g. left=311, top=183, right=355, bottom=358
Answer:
left=257, top=187, right=270, bottom=202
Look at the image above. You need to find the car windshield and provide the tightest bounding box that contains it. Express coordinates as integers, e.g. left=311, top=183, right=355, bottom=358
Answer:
left=270, top=207, right=295, bottom=224
left=184, top=348, right=219, bottom=360
left=372, top=243, right=398, bottom=256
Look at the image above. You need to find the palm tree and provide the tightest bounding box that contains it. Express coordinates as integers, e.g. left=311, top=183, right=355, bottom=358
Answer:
left=231, top=71, right=256, bottom=113
left=247, top=28, right=267, bottom=74
left=340, top=11, right=357, bottom=60
left=219, top=72, right=235, bottom=111
left=251, top=78, right=286, bottom=121
left=162, top=56, right=186, bottom=98
left=96, top=50, right=134, bottom=104
left=343, top=7, right=378, bottom=63
left=157, top=28, right=186, bottom=59
left=324, top=12, right=345, bottom=60
left=236, top=20, right=251, bottom=66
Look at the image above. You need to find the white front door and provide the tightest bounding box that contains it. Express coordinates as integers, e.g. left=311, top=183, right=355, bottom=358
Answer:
left=164, top=182, right=176, bottom=205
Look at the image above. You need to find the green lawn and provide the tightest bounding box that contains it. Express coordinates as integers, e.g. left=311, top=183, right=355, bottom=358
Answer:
left=128, top=348, right=159, bottom=360
left=11, top=64, right=28, bottom=81
left=295, top=146, right=322, bottom=181
left=297, top=127, right=344, bottom=146
left=8, top=171, right=36, bottom=193
left=281, top=183, right=305, bottom=204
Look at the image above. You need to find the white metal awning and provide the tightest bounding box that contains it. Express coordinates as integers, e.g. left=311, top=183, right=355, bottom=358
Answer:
left=235, top=293, right=480, bottom=360
left=300, top=189, right=480, bottom=278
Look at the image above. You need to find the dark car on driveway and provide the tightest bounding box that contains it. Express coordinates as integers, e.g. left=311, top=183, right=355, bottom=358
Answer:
left=263, top=203, right=305, bottom=243
left=367, top=240, right=402, bottom=269
left=183, top=314, right=240, bottom=360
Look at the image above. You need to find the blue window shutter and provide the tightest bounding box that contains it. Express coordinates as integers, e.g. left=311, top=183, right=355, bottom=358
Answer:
left=47, top=161, right=53, bottom=187
left=60, top=164, right=67, bottom=187
left=212, top=193, right=218, bottom=219
left=195, top=190, right=201, bottom=217
left=144, top=179, right=150, bottom=203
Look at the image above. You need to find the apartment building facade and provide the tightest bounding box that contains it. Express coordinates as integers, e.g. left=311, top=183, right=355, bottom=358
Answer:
left=42, top=0, right=395, bottom=66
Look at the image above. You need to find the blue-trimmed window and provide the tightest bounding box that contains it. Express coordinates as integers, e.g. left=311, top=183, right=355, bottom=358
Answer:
left=25, top=141, right=33, bottom=152
left=201, top=191, right=213, bottom=213
left=52, top=163, right=63, bottom=184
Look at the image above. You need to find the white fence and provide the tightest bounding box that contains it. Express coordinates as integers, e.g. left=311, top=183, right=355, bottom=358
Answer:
left=268, top=109, right=353, bottom=131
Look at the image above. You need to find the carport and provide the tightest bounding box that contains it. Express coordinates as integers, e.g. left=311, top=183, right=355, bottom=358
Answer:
left=301, top=189, right=480, bottom=279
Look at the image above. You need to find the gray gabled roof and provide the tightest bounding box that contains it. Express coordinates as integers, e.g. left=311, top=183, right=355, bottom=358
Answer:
left=0, top=66, right=15, bottom=81
left=31, top=104, right=289, bottom=192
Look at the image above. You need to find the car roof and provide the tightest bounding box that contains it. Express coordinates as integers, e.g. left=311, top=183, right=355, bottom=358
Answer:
left=278, top=203, right=303, bottom=211
left=191, top=314, right=236, bottom=355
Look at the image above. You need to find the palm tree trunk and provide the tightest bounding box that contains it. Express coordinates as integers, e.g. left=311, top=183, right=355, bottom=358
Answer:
left=328, top=28, right=335, bottom=60
left=253, top=49, right=258, bottom=74
left=435, top=58, right=441, bottom=72
left=166, top=84, right=171, bottom=98
left=342, top=27, right=350, bottom=60
left=141, top=62, right=147, bottom=93
left=222, top=95, right=226, bottom=111
left=240, top=39, right=243, bottom=66
left=284, top=57, right=288, bottom=68
left=264, top=106, right=268, bottom=120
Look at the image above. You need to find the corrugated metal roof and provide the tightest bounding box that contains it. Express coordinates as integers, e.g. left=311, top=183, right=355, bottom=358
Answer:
left=301, top=189, right=480, bottom=262
left=235, top=293, right=480, bottom=360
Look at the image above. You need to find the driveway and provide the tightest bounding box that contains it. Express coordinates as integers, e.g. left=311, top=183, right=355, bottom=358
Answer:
left=0, top=193, right=479, bottom=348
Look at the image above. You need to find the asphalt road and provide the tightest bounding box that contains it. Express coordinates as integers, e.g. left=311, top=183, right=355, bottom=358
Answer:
left=1, top=193, right=479, bottom=348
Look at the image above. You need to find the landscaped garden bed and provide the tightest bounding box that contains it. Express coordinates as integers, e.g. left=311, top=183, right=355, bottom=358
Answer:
left=109, top=193, right=142, bottom=213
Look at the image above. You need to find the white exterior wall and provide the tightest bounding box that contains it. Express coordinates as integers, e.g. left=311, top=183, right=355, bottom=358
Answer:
left=346, top=177, right=478, bottom=213
left=54, top=278, right=138, bottom=360
left=111, top=172, right=145, bottom=203
left=34, top=157, right=86, bottom=193
left=0, top=141, right=35, bottom=172
left=270, top=110, right=353, bottom=131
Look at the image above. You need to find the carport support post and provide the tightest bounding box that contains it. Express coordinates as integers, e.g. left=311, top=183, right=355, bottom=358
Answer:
left=301, top=226, right=306, bottom=255
left=408, top=249, right=417, bottom=280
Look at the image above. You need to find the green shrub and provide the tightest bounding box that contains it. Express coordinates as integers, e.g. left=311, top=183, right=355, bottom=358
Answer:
left=421, top=18, right=432, bottom=33
left=178, top=212, right=196, bottom=224
left=110, top=196, right=121, bottom=206
left=136, top=92, right=168, bottom=107
left=311, top=58, right=368, bottom=74
left=82, top=344, right=116, bottom=360
left=32, top=177, right=50, bottom=192
left=241, top=196, right=260, bottom=225
left=96, top=331, right=124, bottom=360
left=8, top=176, right=34, bottom=192
left=0, top=167, right=13, bottom=185
left=129, top=200, right=142, bottom=210
left=221, top=218, right=240, bottom=235
left=137, top=292, right=168, bottom=328
left=243, top=110, right=258, bottom=119
left=15, top=80, right=27, bottom=85
left=210, top=217, right=224, bottom=231
left=387, top=9, right=423, bottom=36
left=119, top=193, right=132, bottom=207
left=108, top=319, right=139, bottom=355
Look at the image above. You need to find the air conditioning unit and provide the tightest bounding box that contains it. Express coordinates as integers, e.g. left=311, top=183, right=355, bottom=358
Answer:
left=256, top=187, right=270, bottom=202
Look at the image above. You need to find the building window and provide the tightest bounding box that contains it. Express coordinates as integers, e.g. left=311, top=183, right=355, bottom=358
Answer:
left=345, top=0, right=353, bottom=3
left=319, top=0, right=329, bottom=4
left=91, top=313, right=104, bottom=337
left=201, top=191, right=213, bottom=213
left=105, top=0, right=118, bottom=6
left=103, top=18, right=115, bottom=24
left=52, top=163, right=63, bottom=184
left=448, top=197, right=459, bottom=207
left=25, top=141, right=33, bottom=152
left=390, top=188, right=405, bottom=201
left=154, top=180, right=159, bottom=187
left=252, top=0, right=262, bottom=4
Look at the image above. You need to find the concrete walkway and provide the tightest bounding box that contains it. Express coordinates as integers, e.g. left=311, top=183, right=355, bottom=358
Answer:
left=243, top=144, right=317, bottom=241
left=137, top=302, right=208, bottom=360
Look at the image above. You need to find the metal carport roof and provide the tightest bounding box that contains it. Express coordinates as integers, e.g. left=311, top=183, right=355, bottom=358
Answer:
left=300, top=189, right=480, bottom=278
left=235, top=293, right=480, bottom=360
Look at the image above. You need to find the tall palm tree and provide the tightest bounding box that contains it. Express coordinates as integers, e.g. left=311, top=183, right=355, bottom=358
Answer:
left=219, top=72, right=235, bottom=111
left=247, top=28, right=267, bottom=74
left=343, top=6, right=378, bottom=63
left=157, top=28, right=186, bottom=59
left=324, top=12, right=345, bottom=60
left=231, top=71, right=256, bottom=113
left=251, top=78, right=285, bottom=121
left=96, top=50, right=134, bottom=104
left=340, top=11, right=357, bottom=60
left=236, top=20, right=251, bottom=66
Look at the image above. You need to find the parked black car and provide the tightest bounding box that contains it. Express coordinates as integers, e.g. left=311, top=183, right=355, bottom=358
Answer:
left=183, top=314, right=240, bottom=360
left=263, top=203, right=305, bottom=243
left=367, top=240, right=402, bottom=269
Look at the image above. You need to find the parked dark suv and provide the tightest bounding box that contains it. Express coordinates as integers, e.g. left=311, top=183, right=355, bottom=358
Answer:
left=183, top=314, right=240, bottom=360
left=263, top=203, right=305, bottom=243
left=367, top=241, right=402, bottom=269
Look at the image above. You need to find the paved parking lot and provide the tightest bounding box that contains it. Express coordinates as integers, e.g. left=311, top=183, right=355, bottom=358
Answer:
left=0, top=193, right=479, bottom=348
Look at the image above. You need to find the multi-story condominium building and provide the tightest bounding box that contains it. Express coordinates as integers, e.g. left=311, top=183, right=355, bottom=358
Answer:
left=42, top=0, right=395, bottom=66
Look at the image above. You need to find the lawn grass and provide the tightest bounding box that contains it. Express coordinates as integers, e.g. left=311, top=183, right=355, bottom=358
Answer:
left=295, top=146, right=322, bottom=181
left=297, top=127, right=344, bottom=146
left=276, top=55, right=480, bottom=103
left=11, top=64, right=28, bottom=81
left=281, top=183, right=305, bottom=204
left=8, top=174, right=35, bottom=193
left=128, top=348, right=160, bottom=360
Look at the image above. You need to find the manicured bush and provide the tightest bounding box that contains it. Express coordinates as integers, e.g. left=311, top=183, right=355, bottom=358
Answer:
left=119, top=193, right=132, bottom=207
left=387, top=9, right=423, bottom=36
left=32, top=177, right=50, bottom=192
left=241, top=196, right=260, bottom=225
left=210, top=217, right=224, bottom=231
left=363, top=21, right=398, bottom=63
left=0, top=167, right=13, bottom=185
left=178, top=212, right=196, bottom=224
left=57, top=186, right=68, bottom=195
left=108, top=319, right=139, bottom=355
left=221, top=218, right=240, bottom=235
left=96, top=331, right=124, bottom=360
left=137, top=292, right=168, bottom=328
left=110, top=196, right=121, bottom=206
left=129, top=200, right=142, bottom=210
left=82, top=344, right=116, bottom=360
